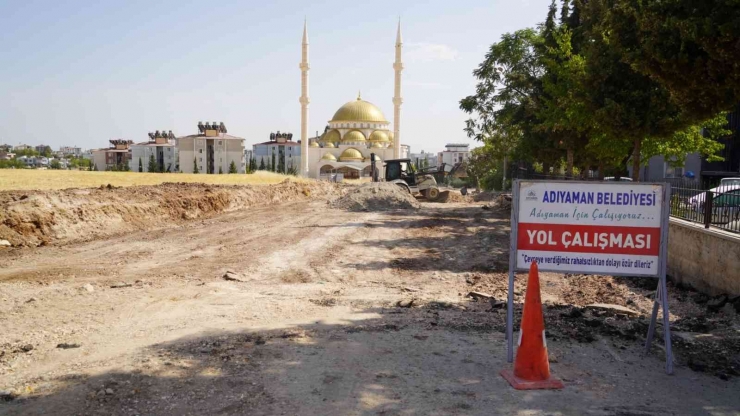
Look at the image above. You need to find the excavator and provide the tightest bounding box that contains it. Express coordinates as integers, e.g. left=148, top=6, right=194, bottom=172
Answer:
left=371, top=155, right=463, bottom=201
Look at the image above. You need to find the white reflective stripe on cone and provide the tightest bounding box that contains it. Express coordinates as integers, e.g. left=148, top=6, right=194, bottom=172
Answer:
left=542, top=329, right=547, bottom=349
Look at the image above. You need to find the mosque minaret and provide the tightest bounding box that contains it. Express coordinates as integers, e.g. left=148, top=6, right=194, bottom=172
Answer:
left=299, top=19, right=310, bottom=176
left=393, top=18, right=403, bottom=159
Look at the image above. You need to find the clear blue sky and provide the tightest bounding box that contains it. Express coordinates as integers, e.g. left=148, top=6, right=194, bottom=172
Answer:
left=0, top=0, right=551, bottom=153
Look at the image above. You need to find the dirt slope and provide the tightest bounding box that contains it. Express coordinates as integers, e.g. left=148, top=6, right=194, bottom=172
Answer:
left=0, top=180, right=342, bottom=247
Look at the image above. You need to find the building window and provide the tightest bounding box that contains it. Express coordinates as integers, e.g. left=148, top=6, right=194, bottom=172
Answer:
left=219, top=141, right=222, bottom=145
left=200, top=158, right=203, bottom=162
left=664, top=163, right=684, bottom=179
left=199, top=149, right=203, bottom=154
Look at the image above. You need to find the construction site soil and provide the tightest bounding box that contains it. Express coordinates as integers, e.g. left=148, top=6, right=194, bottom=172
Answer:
left=1, top=183, right=739, bottom=415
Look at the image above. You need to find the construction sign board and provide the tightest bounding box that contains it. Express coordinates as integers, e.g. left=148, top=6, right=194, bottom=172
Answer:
left=514, top=181, right=666, bottom=277
left=506, top=180, right=674, bottom=374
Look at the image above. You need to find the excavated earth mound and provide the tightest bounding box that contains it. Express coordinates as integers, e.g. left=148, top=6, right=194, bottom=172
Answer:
left=436, top=190, right=472, bottom=203
left=0, top=180, right=341, bottom=247
left=332, top=182, right=420, bottom=212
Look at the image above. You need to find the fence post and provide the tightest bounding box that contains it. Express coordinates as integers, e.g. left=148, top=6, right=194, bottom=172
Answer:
left=703, top=190, right=713, bottom=229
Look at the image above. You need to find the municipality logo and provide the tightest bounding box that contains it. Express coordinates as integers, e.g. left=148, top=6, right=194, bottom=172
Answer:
left=526, top=190, right=537, bottom=201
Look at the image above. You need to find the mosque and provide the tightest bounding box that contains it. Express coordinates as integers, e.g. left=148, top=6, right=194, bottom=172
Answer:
left=299, top=20, right=405, bottom=179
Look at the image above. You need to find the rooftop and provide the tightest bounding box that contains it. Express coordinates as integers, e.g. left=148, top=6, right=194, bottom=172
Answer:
left=254, top=140, right=300, bottom=146
left=180, top=133, right=244, bottom=141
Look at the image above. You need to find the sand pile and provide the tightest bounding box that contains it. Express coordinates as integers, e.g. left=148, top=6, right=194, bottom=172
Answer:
left=0, top=180, right=341, bottom=247
left=332, top=183, right=420, bottom=212
left=437, top=190, right=472, bottom=203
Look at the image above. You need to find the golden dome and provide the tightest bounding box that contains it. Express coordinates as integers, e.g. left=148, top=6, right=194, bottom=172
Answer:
left=368, top=130, right=390, bottom=142
left=342, top=130, right=366, bottom=143
left=323, top=129, right=340, bottom=143
left=339, top=148, right=364, bottom=162
left=324, top=142, right=336, bottom=148
left=331, top=98, right=388, bottom=123
left=309, top=141, right=319, bottom=147
left=321, top=152, right=337, bottom=161
left=370, top=141, right=384, bottom=148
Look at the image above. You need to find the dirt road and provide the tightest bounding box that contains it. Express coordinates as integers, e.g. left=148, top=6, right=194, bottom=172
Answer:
left=1, top=197, right=739, bottom=415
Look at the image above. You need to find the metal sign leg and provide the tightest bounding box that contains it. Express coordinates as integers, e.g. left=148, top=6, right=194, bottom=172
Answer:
left=643, top=276, right=674, bottom=375
left=660, top=273, right=674, bottom=374
left=507, top=269, right=515, bottom=363
left=644, top=283, right=661, bottom=353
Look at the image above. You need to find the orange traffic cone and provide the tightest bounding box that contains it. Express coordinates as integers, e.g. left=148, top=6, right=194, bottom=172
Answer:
left=501, top=261, right=564, bottom=390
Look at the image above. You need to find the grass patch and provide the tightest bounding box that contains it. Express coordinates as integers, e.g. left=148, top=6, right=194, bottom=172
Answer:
left=0, top=170, right=310, bottom=191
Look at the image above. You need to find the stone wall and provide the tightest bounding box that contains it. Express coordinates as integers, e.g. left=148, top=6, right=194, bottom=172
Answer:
left=668, top=218, right=740, bottom=296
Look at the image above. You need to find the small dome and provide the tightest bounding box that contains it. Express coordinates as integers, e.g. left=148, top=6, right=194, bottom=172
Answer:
left=331, top=97, right=388, bottom=123
left=323, top=129, right=340, bottom=143
left=370, top=141, right=384, bottom=148
left=321, top=152, right=337, bottom=161
left=339, top=148, right=364, bottom=162
left=342, top=130, right=366, bottom=143
left=324, top=142, right=336, bottom=148
left=369, top=130, right=390, bottom=142
left=309, top=141, right=319, bottom=147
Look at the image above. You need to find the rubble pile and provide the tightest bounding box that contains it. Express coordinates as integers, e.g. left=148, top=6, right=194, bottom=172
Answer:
left=331, top=183, right=420, bottom=211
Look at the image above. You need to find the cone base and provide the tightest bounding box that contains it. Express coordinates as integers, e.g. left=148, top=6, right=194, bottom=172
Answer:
left=500, top=368, right=564, bottom=390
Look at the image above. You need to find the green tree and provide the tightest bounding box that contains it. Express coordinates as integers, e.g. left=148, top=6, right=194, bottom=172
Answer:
left=15, top=148, right=39, bottom=157
left=641, top=112, right=730, bottom=168
left=287, top=163, right=298, bottom=176
left=148, top=154, right=157, bottom=172
left=259, top=157, right=265, bottom=170
left=193, top=157, right=199, bottom=174
left=461, top=0, right=727, bottom=181
left=271, top=153, right=276, bottom=172
left=229, top=160, right=237, bottom=174
left=42, top=146, right=52, bottom=158
left=603, top=0, right=740, bottom=120
left=460, top=28, right=559, bottom=177
left=138, top=158, right=143, bottom=172
left=50, top=159, right=61, bottom=169
left=577, top=0, right=693, bottom=180
left=219, top=165, right=223, bottom=174
left=0, top=159, right=25, bottom=169
left=278, top=152, right=285, bottom=173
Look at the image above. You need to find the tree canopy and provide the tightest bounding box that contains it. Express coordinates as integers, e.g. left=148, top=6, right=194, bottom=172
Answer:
left=461, top=0, right=738, bottom=185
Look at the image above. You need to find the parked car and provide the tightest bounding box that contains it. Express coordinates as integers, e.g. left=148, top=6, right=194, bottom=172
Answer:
left=603, top=177, right=633, bottom=182
left=687, top=185, right=740, bottom=224
left=688, top=184, right=740, bottom=212
left=709, top=188, right=740, bottom=224
left=720, top=177, right=740, bottom=187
